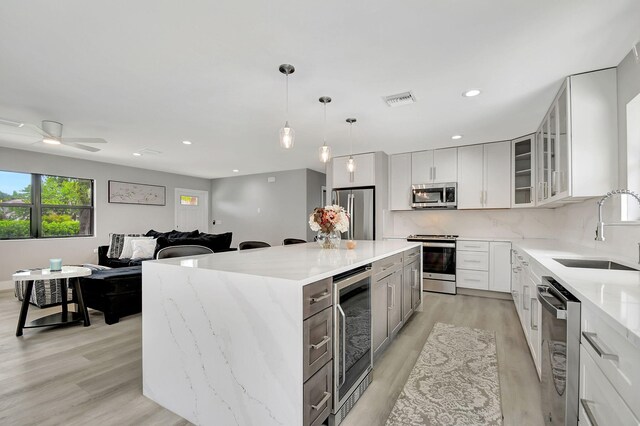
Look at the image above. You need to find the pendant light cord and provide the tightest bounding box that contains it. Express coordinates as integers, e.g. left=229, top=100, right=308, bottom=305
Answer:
left=285, top=74, right=289, bottom=120
left=323, top=102, right=327, bottom=145
left=349, top=122, right=353, bottom=156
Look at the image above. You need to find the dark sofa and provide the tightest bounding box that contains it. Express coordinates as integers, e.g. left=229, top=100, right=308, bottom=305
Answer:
left=98, top=230, right=234, bottom=268
left=80, top=266, right=142, bottom=324
left=89, top=230, right=234, bottom=324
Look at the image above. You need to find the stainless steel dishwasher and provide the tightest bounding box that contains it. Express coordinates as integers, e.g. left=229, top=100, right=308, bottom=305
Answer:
left=537, top=277, right=581, bottom=426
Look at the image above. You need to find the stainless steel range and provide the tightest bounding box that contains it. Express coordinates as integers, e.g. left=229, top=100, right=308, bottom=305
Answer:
left=406, top=235, right=457, bottom=295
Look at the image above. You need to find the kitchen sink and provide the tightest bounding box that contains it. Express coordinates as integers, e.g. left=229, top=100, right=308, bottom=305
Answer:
left=554, top=258, right=640, bottom=271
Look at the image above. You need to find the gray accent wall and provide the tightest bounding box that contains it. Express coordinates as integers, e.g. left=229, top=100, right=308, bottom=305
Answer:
left=210, top=168, right=326, bottom=247
left=0, top=147, right=210, bottom=281
left=306, top=169, right=326, bottom=241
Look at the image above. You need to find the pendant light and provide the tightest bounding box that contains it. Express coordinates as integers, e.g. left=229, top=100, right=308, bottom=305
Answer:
left=278, top=64, right=295, bottom=149
left=346, top=118, right=356, bottom=173
left=318, top=96, right=332, bottom=163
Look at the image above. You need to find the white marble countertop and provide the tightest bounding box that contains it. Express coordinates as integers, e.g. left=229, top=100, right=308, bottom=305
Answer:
left=151, top=240, right=421, bottom=286
left=512, top=239, right=640, bottom=348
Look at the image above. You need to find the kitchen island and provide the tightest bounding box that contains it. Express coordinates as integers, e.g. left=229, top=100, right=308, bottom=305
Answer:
left=142, top=240, right=422, bottom=426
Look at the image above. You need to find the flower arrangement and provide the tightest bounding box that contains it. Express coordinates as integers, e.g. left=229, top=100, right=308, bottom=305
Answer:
left=309, top=205, right=350, bottom=234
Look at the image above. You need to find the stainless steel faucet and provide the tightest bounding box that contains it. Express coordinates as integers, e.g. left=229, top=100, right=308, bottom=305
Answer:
left=595, top=189, right=640, bottom=241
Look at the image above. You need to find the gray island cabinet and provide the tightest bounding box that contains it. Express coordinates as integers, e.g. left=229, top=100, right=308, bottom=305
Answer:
left=142, top=240, right=422, bottom=426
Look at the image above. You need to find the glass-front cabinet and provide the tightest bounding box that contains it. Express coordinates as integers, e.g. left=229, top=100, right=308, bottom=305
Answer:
left=512, top=134, right=536, bottom=208
left=536, top=79, right=570, bottom=206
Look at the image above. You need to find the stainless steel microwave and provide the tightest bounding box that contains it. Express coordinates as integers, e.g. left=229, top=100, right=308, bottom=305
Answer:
left=411, top=183, right=457, bottom=209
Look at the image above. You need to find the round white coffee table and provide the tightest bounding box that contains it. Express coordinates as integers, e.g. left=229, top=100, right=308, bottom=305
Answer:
left=13, top=266, right=92, bottom=336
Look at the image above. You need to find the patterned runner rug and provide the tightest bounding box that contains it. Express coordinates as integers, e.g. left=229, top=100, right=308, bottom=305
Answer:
left=386, top=322, right=503, bottom=425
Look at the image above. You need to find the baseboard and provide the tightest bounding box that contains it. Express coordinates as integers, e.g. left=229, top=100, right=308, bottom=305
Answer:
left=0, top=280, right=14, bottom=292
left=457, top=287, right=513, bottom=300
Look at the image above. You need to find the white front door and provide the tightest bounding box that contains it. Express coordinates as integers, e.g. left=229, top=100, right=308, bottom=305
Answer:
left=174, top=188, right=209, bottom=232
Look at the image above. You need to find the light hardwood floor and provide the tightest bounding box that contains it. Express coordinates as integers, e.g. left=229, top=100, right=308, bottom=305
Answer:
left=0, top=290, right=542, bottom=425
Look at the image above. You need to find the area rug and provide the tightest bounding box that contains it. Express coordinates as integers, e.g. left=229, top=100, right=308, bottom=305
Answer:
left=386, top=322, right=503, bottom=425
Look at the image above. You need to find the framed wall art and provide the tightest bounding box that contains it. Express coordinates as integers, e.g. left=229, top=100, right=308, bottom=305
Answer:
left=108, top=180, right=166, bottom=206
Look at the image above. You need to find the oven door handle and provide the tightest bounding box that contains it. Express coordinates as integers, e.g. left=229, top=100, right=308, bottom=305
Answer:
left=536, top=285, right=567, bottom=320
left=336, top=303, right=346, bottom=386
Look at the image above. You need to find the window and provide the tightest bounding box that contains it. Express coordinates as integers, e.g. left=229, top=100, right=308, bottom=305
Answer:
left=0, top=171, right=94, bottom=240
left=180, top=195, right=199, bottom=206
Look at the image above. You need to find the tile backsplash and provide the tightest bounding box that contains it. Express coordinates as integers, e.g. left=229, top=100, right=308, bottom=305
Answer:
left=389, top=198, right=640, bottom=262
left=389, top=208, right=556, bottom=240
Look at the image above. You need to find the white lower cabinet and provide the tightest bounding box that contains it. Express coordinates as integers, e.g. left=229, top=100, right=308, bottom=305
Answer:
left=579, top=346, right=639, bottom=425
left=511, top=247, right=542, bottom=377
left=456, top=240, right=511, bottom=292
left=581, top=305, right=640, bottom=420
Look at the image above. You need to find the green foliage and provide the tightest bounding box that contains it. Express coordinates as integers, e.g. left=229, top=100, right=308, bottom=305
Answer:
left=42, top=219, right=80, bottom=237
left=0, top=220, right=30, bottom=238
left=41, top=176, right=91, bottom=206
left=42, top=212, right=73, bottom=223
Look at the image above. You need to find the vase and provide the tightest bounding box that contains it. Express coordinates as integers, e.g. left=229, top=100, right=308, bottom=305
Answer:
left=316, top=230, right=341, bottom=249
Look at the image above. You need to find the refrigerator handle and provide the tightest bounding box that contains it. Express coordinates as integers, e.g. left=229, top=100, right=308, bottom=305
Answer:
left=349, top=193, right=354, bottom=240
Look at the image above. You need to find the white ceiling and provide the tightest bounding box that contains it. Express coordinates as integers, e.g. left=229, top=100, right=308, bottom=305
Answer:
left=0, top=0, right=639, bottom=179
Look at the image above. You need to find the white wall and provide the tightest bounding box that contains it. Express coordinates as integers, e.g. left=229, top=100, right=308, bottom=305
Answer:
left=210, top=169, right=324, bottom=247
left=0, top=147, right=210, bottom=282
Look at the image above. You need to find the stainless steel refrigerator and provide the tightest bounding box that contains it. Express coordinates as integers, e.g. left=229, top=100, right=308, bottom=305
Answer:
left=332, top=187, right=375, bottom=240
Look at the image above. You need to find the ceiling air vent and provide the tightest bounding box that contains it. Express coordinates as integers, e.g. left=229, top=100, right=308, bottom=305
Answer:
left=383, top=91, right=416, bottom=107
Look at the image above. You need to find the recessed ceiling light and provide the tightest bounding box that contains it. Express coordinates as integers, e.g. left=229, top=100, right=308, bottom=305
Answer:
left=462, top=89, right=481, bottom=97
left=232, top=169, right=239, bottom=173
left=451, top=135, right=463, bottom=140
left=133, top=152, right=142, bottom=157
left=182, top=140, right=192, bottom=145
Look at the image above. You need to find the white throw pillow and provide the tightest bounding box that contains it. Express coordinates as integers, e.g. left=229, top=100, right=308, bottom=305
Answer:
left=131, top=238, right=157, bottom=260
left=119, top=236, right=153, bottom=259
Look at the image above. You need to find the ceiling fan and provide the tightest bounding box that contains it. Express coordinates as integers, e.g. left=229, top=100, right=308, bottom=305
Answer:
left=0, top=118, right=107, bottom=152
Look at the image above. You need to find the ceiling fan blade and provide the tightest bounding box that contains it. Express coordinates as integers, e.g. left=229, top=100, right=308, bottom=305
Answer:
left=23, top=123, right=51, bottom=137
left=0, top=117, right=25, bottom=127
left=61, top=141, right=101, bottom=152
left=61, top=137, right=108, bottom=144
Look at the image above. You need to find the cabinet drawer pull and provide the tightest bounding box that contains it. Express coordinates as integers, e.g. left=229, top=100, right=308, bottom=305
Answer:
left=582, top=332, right=619, bottom=361
left=530, top=298, right=538, bottom=331
left=381, top=263, right=395, bottom=271
left=522, top=261, right=529, bottom=266
left=311, top=391, right=331, bottom=411
left=310, top=292, right=331, bottom=303
left=465, top=245, right=482, bottom=248
left=310, top=335, right=331, bottom=350
left=464, top=259, right=481, bottom=263
left=407, top=252, right=418, bottom=258
left=580, top=399, right=599, bottom=426
left=464, top=278, right=481, bottom=282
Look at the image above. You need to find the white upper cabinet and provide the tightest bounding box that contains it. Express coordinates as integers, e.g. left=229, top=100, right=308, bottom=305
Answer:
left=411, top=150, right=433, bottom=184
left=536, top=68, right=618, bottom=206
left=433, top=148, right=457, bottom=183
left=389, top=153, right=412, bottom=210
left=457, top=145, right=485, bottom=209
left=411, top=148, right=457, bottom=184
left=512, top=134, right=536, bottom=208
left=332, top=153, right=376, bottom=188
left=458, top=142, right=511, bottom=209
left=483, top=141, right=511, bottom=209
